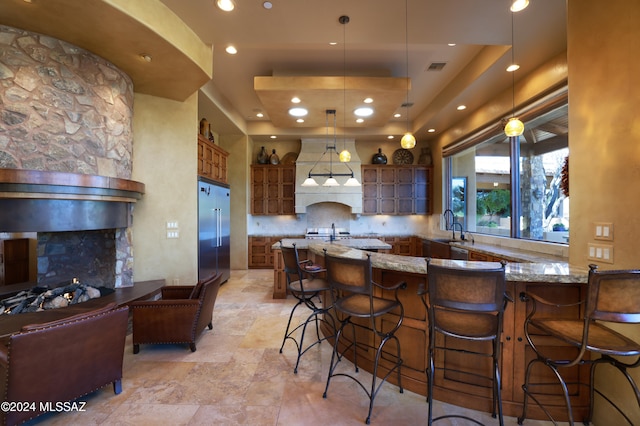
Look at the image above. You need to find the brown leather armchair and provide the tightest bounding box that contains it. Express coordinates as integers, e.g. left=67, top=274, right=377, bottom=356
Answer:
left=0, top=302, right=129, bottom=426
left=130, top=273, right=222, bottom=353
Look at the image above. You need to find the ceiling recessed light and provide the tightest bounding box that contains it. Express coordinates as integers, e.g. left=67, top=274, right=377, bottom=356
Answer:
left=394, top=113, right=402, bottom=118
left=288, top=107, right=308, bottom=117
left=263, top=1, right=273, bottom=9
left=296, top=118, right=304, bottom=123
left=428, top=128, right=436, bottom=133
left=139, top=53, right=152, bottom=62
left=363, top=98, right=373, bottom=104
left=270, top=135, right=277, bottom=139
left=356, top=118, right=364, bottom=123
left=354, top=107, right=373, bottom=117
left=387, top=135, right=395, bottom=139
left=329, top=42, right=337, bottom=46
left=256, top=113, right=264, bottom=118
left=448, top=43, right=456, bottom=47
left=457, top=105, right=467, bottom=111
left=225, top=45, right=237, bottom=55
left=216, top=0, right=235, bottom=12
left=506, top=64, right=520, bottom=72
left=291, top=97, right=301, bottom=103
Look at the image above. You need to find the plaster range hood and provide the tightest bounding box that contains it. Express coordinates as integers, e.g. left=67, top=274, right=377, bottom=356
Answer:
left=295, top=138, right=362, bottom=214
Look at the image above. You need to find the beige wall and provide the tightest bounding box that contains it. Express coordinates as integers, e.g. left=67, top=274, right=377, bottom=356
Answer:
left=220, top=133, right=250, bottom=270
left=568, top=1, right=640, bottom=423
left=131, top=92, right=198, bottom=285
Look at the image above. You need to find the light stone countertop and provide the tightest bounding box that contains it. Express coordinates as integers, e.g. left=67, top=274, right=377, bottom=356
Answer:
left=303, top=242, right=589, bottom=284
left=273, top=238, right=392, bottom=251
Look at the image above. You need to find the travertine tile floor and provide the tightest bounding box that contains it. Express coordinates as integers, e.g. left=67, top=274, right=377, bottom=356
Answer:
left=26, top=269, right=564, bottom=425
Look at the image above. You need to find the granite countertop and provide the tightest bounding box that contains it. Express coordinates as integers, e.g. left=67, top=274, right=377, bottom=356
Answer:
left=416, top=234, right=567, bottom=263
left=306, top=243, right=588, bottom=284
left=274, top=238, right=392, bottom=251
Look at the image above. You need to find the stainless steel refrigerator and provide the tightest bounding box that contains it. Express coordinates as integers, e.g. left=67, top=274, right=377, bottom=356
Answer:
left=198, top=179, right=230, bottom=284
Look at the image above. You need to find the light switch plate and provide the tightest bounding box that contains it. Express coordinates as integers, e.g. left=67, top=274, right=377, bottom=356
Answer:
left=588, top=243, right=614, bottom=264
left=593, top=222, right=613, bottom=241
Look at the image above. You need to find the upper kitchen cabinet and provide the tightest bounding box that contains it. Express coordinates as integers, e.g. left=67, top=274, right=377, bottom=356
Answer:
left=362, top=165, right=432, bottom=215
left=251, top=165, right=295, bottom=215
left=198, top=135, right=228, bottom=184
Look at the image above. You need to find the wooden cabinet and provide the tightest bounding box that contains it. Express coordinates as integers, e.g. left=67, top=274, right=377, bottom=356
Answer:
left=0, top=238, right=30, bottom=286
left=251, top=165, right=295, bottom=215
left=198, top=135, right=228, bottom=184
left=362, top=165, right=432, bottom=215
left=379, top=236, right=420, bottom=256
left=248, top=236, right=286, bottom=269
left=468, top=251, right=505, bottom=262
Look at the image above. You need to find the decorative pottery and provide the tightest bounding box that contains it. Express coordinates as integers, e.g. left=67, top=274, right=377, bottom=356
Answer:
left=257, top=146, right=269, bottom=164
left=372, top=148, right=387, bottom=164
left=199, top=118, right=210, bottom=138
left=418, top=147, right=432, bottom=166
left=269, top=149, right=280, bottom=165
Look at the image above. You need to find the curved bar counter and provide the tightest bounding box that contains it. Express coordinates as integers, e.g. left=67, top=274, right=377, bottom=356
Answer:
left=304, top=241, right=589, bottom=422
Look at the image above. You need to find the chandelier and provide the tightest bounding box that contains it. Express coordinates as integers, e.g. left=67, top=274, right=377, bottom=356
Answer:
left=301, top=110, right=361, bottom=187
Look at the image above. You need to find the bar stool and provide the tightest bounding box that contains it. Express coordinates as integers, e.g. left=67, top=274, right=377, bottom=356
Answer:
left=518, top=264, right=640, bottom=425
left=279, top=242, right=335, bottom=374
left=322, top=250, right=406, bottom=424
left=425, top=258, right=509, bottom=425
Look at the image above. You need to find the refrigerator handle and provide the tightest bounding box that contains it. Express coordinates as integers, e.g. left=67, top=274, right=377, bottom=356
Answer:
left=217, top=208, right=222, bottom=248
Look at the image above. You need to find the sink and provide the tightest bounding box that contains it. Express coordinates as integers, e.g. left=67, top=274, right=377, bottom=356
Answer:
left=429, top=238, right=458, bottom=243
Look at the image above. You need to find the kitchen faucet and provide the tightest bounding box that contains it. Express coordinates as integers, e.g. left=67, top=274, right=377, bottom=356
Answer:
left=443, top=209, right=454, bottom=231
left=443, top=209, right=466, bottom=240
left=331, top=223, right=336, bottom=242
left=451, top=222, right=465, bottom=241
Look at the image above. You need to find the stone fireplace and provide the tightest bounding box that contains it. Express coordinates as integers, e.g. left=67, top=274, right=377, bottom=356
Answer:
left=0, top=25, right=143, bottom=288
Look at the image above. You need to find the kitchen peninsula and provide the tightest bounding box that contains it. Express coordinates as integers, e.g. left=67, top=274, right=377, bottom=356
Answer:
left=271, top=238, right=392, bottom=299
left=292, top=241, right=590, bottom=421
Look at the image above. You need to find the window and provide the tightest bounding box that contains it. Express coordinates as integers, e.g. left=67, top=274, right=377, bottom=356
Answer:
left=444, top=90, right=568, bottom=244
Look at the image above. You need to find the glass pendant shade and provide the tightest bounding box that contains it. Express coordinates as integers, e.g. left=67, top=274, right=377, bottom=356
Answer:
left=301, top=177, right=319, bottom=187
left=344, top=177, right=361, bottom=187
left=510, top=0, right=529, bottom=12
left=322, top=177, right=340, bottom=187
left=504, top=117, right=525, bottom=137
left=401, top=132, right=416, bottom=149
left=339, top=149, right=351, bottom=162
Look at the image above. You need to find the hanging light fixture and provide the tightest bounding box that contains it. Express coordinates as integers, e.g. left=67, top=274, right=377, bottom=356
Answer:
left=338, top=15, right=352, bottom=163
left=301, top=110, right=360, bottom=187
left=504, top=9, right=524, bottom=137
left=400, top=0, right=416, bottom=149
left=510, top=0, right=529, bottom=12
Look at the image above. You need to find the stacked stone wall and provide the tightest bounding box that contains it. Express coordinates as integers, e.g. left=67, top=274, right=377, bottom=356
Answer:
left=0, top=25, right=134, bottom=179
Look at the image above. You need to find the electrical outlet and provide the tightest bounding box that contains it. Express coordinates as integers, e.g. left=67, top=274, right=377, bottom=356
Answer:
left=587, top=243, right=614, bottom=264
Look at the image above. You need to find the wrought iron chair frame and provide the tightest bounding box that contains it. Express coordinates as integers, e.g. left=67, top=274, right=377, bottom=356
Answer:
left=518, top=264, right=640, bottom=425
left=424, top=258, right=509, bottom=426
left=322, top=250, right=406, bottom=424
left=279, top=242, right=336, bottom=374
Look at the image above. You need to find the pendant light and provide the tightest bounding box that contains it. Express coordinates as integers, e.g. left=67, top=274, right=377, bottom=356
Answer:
left=504, top=9, right=524, bottom=137
left=400, top=0, right=416, bottom=149
left=338, top=15, right=352, bottom=163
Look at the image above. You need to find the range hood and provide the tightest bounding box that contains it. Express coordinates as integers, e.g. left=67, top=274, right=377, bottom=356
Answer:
left=295, top=138, right=362, bottom=214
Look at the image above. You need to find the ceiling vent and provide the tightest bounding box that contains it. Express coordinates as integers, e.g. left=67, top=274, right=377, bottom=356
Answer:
left=426, top=62, right=447, bottom=71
